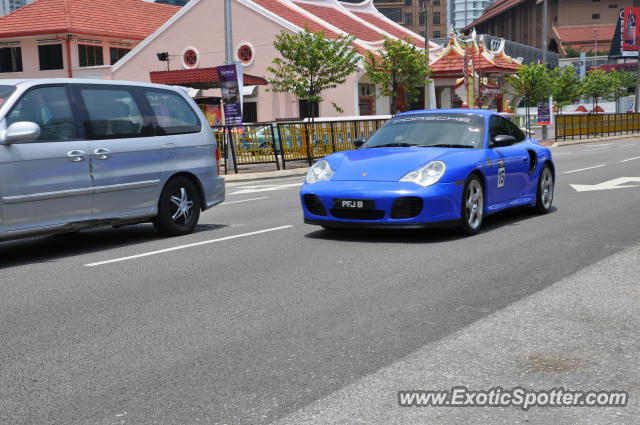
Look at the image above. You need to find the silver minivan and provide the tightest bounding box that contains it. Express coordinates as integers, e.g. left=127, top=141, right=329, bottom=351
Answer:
left=0, top=79, right=225, bottom=241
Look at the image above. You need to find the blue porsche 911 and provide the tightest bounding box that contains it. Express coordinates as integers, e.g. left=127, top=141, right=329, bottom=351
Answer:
left=300, top=109, right=555, bottom=235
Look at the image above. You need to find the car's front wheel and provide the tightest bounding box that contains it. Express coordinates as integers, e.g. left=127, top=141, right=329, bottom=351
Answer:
left=459, top=175, right=484, bottom=235
left=153, top=176, right=201, bottom=236
left=534, top=165, right=554, bottom=214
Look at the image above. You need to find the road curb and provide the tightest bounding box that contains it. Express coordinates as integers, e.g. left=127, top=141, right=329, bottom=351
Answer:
left=223, top=168, right=309, bottom=183
left=551, top=133, right=640, bottom=148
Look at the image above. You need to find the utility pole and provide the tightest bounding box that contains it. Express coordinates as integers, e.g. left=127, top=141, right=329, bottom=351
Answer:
left=541, top=0, right=548, bottom=140
left=422, top=0, right=430, bottom=64
left=224, top=0, right=233, bottom=64
left=223, top=0, right=236, bottom=171
left=422, top=0, right=434, bottom=109
left=542, top=0, right=548, bottom=64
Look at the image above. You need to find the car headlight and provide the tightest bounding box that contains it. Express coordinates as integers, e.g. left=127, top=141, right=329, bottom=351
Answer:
left=399, top=161, right=446, bottom=187
left=306, top=159, right=334, bottom=184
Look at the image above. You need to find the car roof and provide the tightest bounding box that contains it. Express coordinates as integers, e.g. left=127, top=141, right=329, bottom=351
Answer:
left=396, top=108, right=498, bottom=118
left=0, top=78, right=188, bottom=93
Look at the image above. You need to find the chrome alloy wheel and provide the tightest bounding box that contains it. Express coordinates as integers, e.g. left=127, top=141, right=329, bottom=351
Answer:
left=466, top=179, right=483, bottom=230
left=169, top=187, right=194, bottom=225
left=540, top=167, right=554, bottom=210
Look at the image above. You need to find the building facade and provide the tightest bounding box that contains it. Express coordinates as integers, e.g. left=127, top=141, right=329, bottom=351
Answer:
left=464, top=0, right=640, bottom=56
left=451, top=0, right=495, bottom=30
left=0, top=0, right=34, bottom=16
left=370, top=0, right=448, bottom=40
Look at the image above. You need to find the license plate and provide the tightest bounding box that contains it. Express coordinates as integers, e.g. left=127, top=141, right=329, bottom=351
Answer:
left=333, top=199, right=374, bottom=209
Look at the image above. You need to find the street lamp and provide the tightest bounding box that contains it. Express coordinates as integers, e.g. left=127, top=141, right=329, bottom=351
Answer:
left=593, top=28, right=600, bottom=69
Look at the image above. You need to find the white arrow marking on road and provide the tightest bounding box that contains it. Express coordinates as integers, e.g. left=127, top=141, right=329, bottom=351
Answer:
left=570, top=177, right=640, bottom=192
left=229, top=183, right=302, bottom=195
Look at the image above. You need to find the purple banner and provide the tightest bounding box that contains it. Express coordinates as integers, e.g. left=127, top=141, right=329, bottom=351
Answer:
left=216, top=64, right=238, bottom=85
left=217, top=64, right=242, bottom=125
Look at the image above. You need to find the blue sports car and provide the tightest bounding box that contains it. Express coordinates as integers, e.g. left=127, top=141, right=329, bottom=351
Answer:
left=300, top=109, right=555, bottom=235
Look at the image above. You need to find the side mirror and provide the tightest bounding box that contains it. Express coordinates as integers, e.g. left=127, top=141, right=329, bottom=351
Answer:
left=0, top=121, right=41, bottom=144
left=353, top=137, right=367, bottom=149
left=491, top=134, right=515, bottom=148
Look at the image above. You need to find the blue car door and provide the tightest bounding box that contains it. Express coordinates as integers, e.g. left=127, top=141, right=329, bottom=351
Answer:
left=485, top=116, right=530, bottom=206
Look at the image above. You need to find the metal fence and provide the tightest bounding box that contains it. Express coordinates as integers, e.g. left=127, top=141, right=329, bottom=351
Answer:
left=555, top=113, right=640, bottom=140
left=213, top=118, right=388, bottom=173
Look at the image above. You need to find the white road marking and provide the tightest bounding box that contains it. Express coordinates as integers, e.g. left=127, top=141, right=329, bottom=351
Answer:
left=620, top=156, right=640, bottom=163
left=561, top=164, right=606, bottom=174
left=85, top=225, right=293, bottom=267
left=221, top=196, right=269, bottom=205
left=570, top=177, right=640, bottom=192
left=229, top=182, right=302, bottom=195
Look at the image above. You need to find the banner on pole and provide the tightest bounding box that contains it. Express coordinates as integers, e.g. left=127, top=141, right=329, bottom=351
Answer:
left=217, top=64, right=243, bottom=126
left=537, top=101, right=551, bottom=126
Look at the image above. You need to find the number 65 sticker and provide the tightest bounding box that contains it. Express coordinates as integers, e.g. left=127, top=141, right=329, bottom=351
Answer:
left=497, top=160, right=505, bottom=188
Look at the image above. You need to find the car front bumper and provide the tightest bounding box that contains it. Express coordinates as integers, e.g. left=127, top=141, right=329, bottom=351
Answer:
left=300, top=180, right=464, bottom=228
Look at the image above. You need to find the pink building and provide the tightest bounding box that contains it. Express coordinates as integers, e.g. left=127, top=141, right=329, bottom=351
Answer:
left=0, top=0, right=442, bottom=122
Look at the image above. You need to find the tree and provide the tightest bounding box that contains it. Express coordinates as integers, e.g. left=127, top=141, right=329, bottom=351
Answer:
left=606, top=70, right=636, bottom=113
left=580, top=69, right=610, bottom=110
left=267, top=28, right=360, bottom=120
left=364, top=37, right=431, bottom=114
left=506, top=63, right=552, bottom=132
left=550, top=66, right=581, bottom=114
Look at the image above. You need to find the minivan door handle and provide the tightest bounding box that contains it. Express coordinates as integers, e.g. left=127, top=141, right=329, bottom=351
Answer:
left=67, top=150, right=87, bottom=162
left=93, top=148, right=112, bottom=160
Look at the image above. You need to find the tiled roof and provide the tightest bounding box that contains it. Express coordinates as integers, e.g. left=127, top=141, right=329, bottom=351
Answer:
left=150, top=68, right=268, bottom=88
left=350, top=11, right=425, bottom=48
left=463, top=0, right=526, bottom=31
left=430, top=36, right=520, bottom=75
left=0, top=0, right=180, bottom=40
left=250, top=0, right=370, bottom=55
left=554, top=25, right=615, bottom=43
left=293, top=1, right=384, bottom=43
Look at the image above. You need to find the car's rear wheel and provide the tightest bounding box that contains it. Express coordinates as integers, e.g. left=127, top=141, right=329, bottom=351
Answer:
left=534, top=165, right=554, bottom=214
left=153, top=176, right=201, bottom=236
left=459, top=175, right=484, bottom=235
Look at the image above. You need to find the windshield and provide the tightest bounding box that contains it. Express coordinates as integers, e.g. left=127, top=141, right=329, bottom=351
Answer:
left=0, top=85, right=16, bottom=109
left=365, top=113, right=485, bottom=149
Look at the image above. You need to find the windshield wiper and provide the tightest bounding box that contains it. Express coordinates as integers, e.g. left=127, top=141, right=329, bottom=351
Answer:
left=427, top=144, right=474, bottom=149
left=368, top=143, right=417, bottom=148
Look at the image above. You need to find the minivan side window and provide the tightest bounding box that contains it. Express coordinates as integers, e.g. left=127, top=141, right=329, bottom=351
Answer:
left=142, top=89, right=201, bottom=135
left=79, top=87, right=145, bottom=139
left=6, top=86, right=77, bottom=141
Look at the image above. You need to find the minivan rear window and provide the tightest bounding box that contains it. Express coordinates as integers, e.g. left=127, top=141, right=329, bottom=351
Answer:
left=0, top=85, right=16, bottom=108
left=142, top=89, right=201, bottom=135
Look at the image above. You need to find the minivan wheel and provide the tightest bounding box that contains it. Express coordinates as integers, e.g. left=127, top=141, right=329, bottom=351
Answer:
left=153, top=176, right=201, bottom=236
left=458, top=175, right=484, bottom=236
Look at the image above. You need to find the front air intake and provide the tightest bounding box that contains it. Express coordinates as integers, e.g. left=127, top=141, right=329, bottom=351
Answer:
left=303, top=194, right=327, bottom=216
left=391, top=197, right=424, bottom=219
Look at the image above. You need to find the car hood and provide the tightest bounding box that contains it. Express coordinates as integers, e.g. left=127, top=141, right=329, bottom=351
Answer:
left=328, top=147, right=470, bottom=182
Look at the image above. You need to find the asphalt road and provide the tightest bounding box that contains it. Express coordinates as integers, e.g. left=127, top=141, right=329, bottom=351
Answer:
left=1, top=139, right=639, bottom=424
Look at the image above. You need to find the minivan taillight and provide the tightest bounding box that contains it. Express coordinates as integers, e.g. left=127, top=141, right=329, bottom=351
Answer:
left=215, top=145, right=221, bottom=175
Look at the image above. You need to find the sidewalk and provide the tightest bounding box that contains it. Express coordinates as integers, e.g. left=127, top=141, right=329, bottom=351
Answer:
left=273, top=245, right=640, bottom=425
left=550, top=133, right=640, bottom=148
